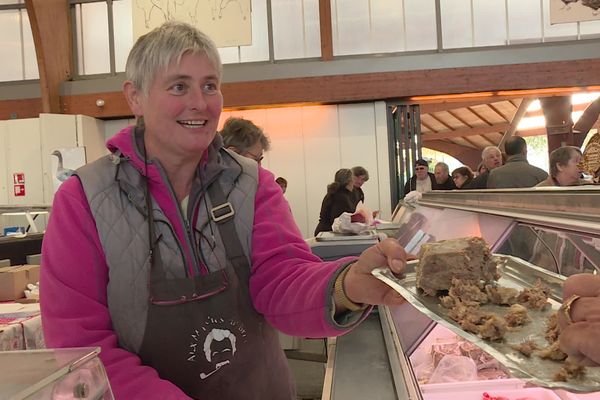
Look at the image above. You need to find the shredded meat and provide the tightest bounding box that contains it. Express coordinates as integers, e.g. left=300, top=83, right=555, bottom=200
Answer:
left=485, top=285, right=519, bottom=305
left=504, top=304, right=531, bottom=327
left=511, top=340, right=538, bottom=357
left=545, top=312, right=560, bottom=344
left=536, top=340, right=567, bottom=361
left=478, top=315, right=508, bottom=341
left=553, top=359, right=586, bottom=382
left=518, top=279, right=550, bottom=310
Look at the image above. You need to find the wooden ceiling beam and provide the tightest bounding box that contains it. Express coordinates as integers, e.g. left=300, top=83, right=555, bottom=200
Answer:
left=3, top=58, right=600, bottom=120
left=422, top=123, right=511, bottom=140
left=319, top=0, right=333, bottom=61
left=487, top=103, right=510, bottom=122
left=25, top=0, right=72, bottom=113
left=424, top=140, right=482, bottom=169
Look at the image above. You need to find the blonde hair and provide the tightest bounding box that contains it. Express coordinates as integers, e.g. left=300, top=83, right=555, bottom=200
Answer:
left=125, top=21, right=222, bottom=95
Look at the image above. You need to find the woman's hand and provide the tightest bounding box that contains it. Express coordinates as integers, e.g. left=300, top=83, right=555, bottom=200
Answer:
left=558, top=273, right=600, bottom=366
left=342, top=238, right=407, bottom=307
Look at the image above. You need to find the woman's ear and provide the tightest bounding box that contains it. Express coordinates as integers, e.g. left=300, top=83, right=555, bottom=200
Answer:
left=123, top=81, right=144, bottom=116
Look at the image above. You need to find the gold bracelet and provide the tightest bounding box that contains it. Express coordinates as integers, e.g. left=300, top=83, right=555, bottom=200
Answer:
left=334, top=265, right=367, bottom=312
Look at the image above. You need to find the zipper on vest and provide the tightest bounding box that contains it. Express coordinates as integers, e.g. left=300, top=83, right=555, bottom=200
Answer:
left=153, top=160, right=202, bottom=277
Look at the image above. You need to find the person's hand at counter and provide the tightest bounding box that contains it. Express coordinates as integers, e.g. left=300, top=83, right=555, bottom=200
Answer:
left=334, top=238, right=407, bottom=313
left=557, top=273, right=600, bottom=366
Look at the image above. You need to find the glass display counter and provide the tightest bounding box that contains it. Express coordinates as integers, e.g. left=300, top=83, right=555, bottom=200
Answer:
left=0, top=347, right=114, bottom=400
left=321, top=187, right=600, bottom=400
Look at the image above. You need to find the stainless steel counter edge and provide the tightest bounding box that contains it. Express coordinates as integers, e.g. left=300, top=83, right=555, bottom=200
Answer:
left=321, top=310, right=422, bottom=400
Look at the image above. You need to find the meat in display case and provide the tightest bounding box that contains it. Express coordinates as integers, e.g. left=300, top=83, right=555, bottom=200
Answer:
left=0, top=347, right=114, bottom=399
left=321, top=187, right=600, bottom=400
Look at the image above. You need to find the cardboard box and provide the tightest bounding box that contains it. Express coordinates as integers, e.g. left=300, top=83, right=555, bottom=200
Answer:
left=0, top=264, right=40, bottom=301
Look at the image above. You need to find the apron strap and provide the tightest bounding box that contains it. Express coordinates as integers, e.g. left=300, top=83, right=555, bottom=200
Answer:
left=206, top=181, right=250, bottom=272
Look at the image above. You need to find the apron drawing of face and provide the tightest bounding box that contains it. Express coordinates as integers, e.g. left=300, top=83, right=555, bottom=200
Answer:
left=200, top=328, right=237, bottom=379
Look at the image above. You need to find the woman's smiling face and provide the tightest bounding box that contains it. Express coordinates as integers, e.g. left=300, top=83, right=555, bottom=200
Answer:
left=128, top=52, right=223, bottom=160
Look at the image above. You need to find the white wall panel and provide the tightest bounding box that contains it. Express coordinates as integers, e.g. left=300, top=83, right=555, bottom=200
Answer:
left=473, top=0, right=507, bottom=47
left=332, top=0, right=370, bottom=56
left=338, top=104, right=380, bottom=216
left=79, top=2, right=110, bottom=74
left=440, top=0, right=472, bottom=49
left=0, top=121, right=8, bottom=205
left=113, top=0, right=133, bottom=72
left=271, top=0, right=321, bottom=60
left=0, top=10, right=23, bottom=82
left=507, top=0, right=542, bottom=43
left=301, top=105, right=341, bottom=237
left=21, top=10, right=39, bottom=80
left=0, top=121, right=7, bottom=232
left=264, top=108, right=309, bottom=237
left=370, top=0, right=404, bottom=54
left=374, top=101, right=392, bottom=220
left=303, top=0, right=321, bottom=58
left=405, top=0, right=437, bottom=51
left=77, top=115, right=107, bottom=164
left=6, top=119, right=42, bottom=206
left=580, top=19, right=600, bottom=37
left=272, top=0, right=307, bottom=60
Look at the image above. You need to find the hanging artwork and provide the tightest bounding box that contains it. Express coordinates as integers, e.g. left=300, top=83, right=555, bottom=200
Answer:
left=132, top=0, right=252, bottom=48
left=550, top=0, right=600, bottom=24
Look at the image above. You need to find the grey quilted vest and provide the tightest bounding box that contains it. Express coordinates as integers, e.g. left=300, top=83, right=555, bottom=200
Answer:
left=76, top=142, right=258, bottom=354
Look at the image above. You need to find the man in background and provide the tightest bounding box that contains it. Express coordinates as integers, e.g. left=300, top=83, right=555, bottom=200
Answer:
left=463, top=146, right=503, bottom=189
left=350, top=166, right=369, bottom=208
left=220, top=117, right=270, bottom=165
left=487, top=136, right=547, bottom=188
left=433, top=162, right=456, bottom=190
left=403, top=159, right=435, bottom=195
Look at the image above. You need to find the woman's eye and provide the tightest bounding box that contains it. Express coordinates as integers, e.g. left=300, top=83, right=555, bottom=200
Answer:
left=170, top=83, right=186, bottom=94
left=203, top=82, right=219, bottom=94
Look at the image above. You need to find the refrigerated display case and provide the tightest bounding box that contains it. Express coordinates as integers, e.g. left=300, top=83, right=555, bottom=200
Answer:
left=0, top=347, right=114, bottom=399
left=321, top=187, right=600, bottom=400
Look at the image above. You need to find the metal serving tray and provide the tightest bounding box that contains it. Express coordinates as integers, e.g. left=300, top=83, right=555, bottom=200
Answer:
left=372, top=254, right=600, bottom=393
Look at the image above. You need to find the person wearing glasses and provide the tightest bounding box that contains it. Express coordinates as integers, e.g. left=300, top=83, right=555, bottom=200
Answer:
left=40, top=22, right=408, bottom=400
left=403, top=158, right=436, bottom=196
left=220, top=117, right=269, bottom=164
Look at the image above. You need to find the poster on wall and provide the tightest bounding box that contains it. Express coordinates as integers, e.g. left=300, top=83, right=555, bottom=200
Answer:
left=132, top=0, right=252, bottom=48
left=50, top=148, right=86, bottom=194
left=550, top=0, right=600, bottom=24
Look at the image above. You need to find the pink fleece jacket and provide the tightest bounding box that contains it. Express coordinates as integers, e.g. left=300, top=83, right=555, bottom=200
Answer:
left=40, top=127, right=358, bottom=399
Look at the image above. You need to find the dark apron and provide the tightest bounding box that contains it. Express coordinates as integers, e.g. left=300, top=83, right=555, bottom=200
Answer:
left=137, top=178, right=295, bottom=399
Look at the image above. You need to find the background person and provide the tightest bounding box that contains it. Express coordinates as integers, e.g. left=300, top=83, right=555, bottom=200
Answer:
left=350, top=166, right=369, bottom=208
left=314, top=168, right=356, bottom=235
left=463, top=146, right=502, bottom=189
left=403, top=159, right=435, bottom=195
left=536, top=146, right=583, bottom=187
left=487, top=136, right=548, bottom=188
left=40, top=22, right=407, bottom=400
left=433, top=162, right=456, bottom=190
left=220, top=117, right=270, bottom=164
left=451, top=166, right=474, bottom=189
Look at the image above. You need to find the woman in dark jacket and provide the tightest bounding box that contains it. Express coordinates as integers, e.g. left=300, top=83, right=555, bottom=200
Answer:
left=452, top=166, right=475, bottom=189
left=314, top=169, right=355, bottom=235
